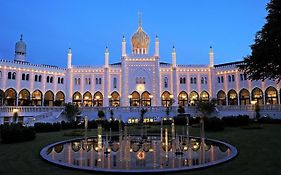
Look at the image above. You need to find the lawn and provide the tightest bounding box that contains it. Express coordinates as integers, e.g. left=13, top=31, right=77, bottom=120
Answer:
left=0, top=124, right=281, bottom=175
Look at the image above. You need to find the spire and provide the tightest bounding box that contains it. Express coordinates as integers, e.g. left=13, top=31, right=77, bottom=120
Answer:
left=67, top=48, right=72, bottom=69
left=122, top=35, right=126, bottom=42
left=122, top=35, right=126, bottom=56
left=68, top=47, right=72, bottom=54
left=172, top=45, right=176, bottom=68
left=20, top=34, right=23, bottom=41
left=154, top=34, right=159, bottom=57
left=138, top=11, right=142, bottom=28
left=105, top=46, right=109, bottom=68
left=105, top=46, right=108, bottom=53
left=209, top=46, right=214, bottom=67
left=172, top=45, right=176, bottom=53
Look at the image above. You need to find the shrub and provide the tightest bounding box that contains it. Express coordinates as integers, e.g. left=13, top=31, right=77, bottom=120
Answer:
left=222, top=115, right=250, bottom=127
left=258, top=117, right=281, bottom=124
left=0, top=124, right=36, bottom=143
left=34, top=123, right=61, bottom=132
left=174, top=114, right=188, bottom=125
left=204, top=117, right=224, bottom=131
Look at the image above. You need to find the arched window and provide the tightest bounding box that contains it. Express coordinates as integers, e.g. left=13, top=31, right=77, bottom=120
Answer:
left=12, top=72, right=16, bottom=80
left=190, top=91, right=199, bottom=105
left=141, top=91, right=152, bottom=106
left=26, top=74, right=29, bottom=81
left=95, top=78, right=98, bottom=84
left=110, top=91, right=120, bottom=107
left=78, top=78, right=81, bottom=85
left=113, top=77, right=117, bottom=88
left=46, top=76, right=50, bottom=83
left=183, top=77, right=186, bottom=84
left=44, top=91, right=54, bottom=106
left=32, top=90, right=43, bottom=106
left=221, top=76, right=224, bottom=83
left=55, top=91, right=65, bottom=106
left=228, top=75, right=231, bottom=82
left=201, top=77, right=204, bottom=84
left=99, top=78, right=102, bottom=84
left=50, top=77, right=53, bottom=83
left=204, top=77, right=207, bottom=84
left=228, top=89, right=238, bottom=105
left=18, top=89, right=30, bottom=106
left=217, top=90, right=226, bottom=105
left=61, top=78, right=64, bottom=84
left=22, top=73, right=26, bottom=80
left=72, top=92, right=82, bottom=107
left=129, top=91, right=140, bottom=106
left=190, top=77, right=193, bottom=84
left=239, top=89, right=250, bottom=105
left=39, top=75, right=42, bottom=82
left=4, top=88, right=17, bottom=106
left=93, top=91, right=103, bottom=107
left=265, top=86, right=278, bottom=104
left=83, top=91, right=92, bottom=107
left=178, top=91, right=188, bottom=106
left=194, top=77, right=197, bottom=84
left=164, top=77, right=168, bottom=88
left=252, top=88, right=263, bottom=105
left=161, top=91, right=171, bottom=107
left=200, top=91, right=209, bottom=102
left=0, top=90, right=4, bottom=106
left=8, top=72, right=12, bottom=79
left=180, top=77, right=183, bottom=84
left=58, top=77, right=61, bottom=84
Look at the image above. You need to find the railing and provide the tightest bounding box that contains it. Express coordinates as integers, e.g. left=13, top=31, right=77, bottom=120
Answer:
left=0, top=106, right=64, bottom=113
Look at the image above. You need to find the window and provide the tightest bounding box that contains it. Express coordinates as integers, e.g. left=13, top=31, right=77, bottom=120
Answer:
left=12, top=72, right=16, bottom=80
left=218, top=77, right=220, bottom=83
left=8, top=72, right=12, bottom=79
left=244, top=74, right=247, bottom=80
left=22, top=73, right=25, bottom=80
left=164, top=77, right=168, bottom=88
left=99, top=78, right=102, bottom=84
left=228, top=75, right=231, bottom=82
left=232, top=75, right=235, bottom=82
left=183, top=77, right=186, bottom=84
left=78, top=78, right=81, bottom=85
left=180, top=77, right=186, bottom=84
left=50, top=77, right=53, bottom=83
left=201, top=77, right=204, bottom=84
left=190, top=77, right=193, bottom=84
left=240, top=74, right=243, bottom=81
left=26, top=74, right=29, bottom=81
left=61, top=78, right=64, bottom=84
left=194, top=77, right=197, bottom=84
left=113, top=77, right=117, bottom=88
left=47, top=76, right=50, bottom=83
left=95, top=78, right=98, bottom=84
left=221, top=76, right=224, bottom=83
left=58, top=77, right=61, bottom=84
left=180, top=77, right=183, bottom=84
left=204, top=77, right=207, bottom=84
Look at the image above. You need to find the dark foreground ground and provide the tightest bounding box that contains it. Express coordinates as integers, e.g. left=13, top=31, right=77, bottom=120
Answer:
left=0, top=124, right=280, bottom=175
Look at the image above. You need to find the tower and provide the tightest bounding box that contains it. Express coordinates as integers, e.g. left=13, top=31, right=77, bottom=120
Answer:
left=172, top=45, right=176, bottom=68
left=122, top=36, right=126, bottom=57
left=209, top=46, right=214, bottom=67
left=104, top=46, right=109, bottom=68
left=154, top=35, right=159, bottom=57
left=67, top=48, right=72, bottom=69
left=14, top=34, right=26, bottom=61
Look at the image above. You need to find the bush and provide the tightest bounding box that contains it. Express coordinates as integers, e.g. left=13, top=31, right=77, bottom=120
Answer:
left=204, top=117, right=224, bottom=131
left=0, top=124, right=36, bottom=143
left=258, top=117, right=281, bottom=124
left=222, top=115, right=250, bottom=127
left=174, top=114, right=188, bottom=125
left=34, top=123, right=61, bottom=132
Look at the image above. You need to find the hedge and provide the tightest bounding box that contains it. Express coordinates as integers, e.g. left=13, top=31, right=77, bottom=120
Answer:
left=0, top=124, right=36, bottom=143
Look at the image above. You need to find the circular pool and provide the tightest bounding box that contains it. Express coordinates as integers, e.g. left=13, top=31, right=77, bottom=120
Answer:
left=40, top=135, right=237, bottom=173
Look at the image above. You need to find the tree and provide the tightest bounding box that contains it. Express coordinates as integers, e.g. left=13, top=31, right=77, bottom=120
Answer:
left=238, top=0, right=281, bottom=82
left=196, top=100, right=216, bottom=118
left=140, top=108, right=147, bottom=123
left=64, top=103, right=80, bottom=121
left=98, top=110, right=105, bottom=119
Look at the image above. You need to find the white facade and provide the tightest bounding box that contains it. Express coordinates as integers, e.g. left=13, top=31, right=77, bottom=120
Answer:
left=1, top=23, right=281, bottom=109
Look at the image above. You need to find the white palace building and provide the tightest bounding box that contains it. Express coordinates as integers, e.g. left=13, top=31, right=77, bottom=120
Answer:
left=0, top=20, right=281, bottom=124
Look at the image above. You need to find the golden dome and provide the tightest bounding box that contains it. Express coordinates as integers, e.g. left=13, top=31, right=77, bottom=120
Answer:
left=131, top=26, right=150, bottom=54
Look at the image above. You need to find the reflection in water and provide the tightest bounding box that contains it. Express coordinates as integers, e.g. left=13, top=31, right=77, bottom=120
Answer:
left=45, top=135, right=234, bottom=171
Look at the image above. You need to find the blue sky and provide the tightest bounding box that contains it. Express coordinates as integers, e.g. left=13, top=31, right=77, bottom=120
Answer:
left=0, top=0, right=268, bottom=67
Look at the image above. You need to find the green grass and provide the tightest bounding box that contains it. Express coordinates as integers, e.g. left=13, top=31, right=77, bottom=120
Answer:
left=0, top=124, right=281, bottom=175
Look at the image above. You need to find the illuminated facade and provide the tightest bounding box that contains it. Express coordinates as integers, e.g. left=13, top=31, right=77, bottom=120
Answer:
left=1, top=22, right=281, bottom=108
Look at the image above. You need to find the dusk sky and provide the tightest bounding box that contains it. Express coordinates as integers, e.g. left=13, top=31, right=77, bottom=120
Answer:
left=0, top=0, right=268, bottom=67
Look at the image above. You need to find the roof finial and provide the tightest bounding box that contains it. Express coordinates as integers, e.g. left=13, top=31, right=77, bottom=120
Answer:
left=138, top=11, right=142, bottom=28
left=20, top=34, right=23, bottom=41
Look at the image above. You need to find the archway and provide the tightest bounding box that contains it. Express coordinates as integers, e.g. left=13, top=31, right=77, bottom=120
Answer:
left=55, top=91, right=65, bottom=106
left=0, top=89, right=4, bottom=106
left=4, top=88, right=17, bottom=106
left=110, top=91, right=120, bottom=107
left=265, top=86, right=278, bottom=104
left=141, top=91, right=151, bottom=106
left=239, top=89, right=250, bottom=105
left=32, top=90, right=43, bottom=106
left=190, top=91, right=199, bottom=105
left=93, top=92, right=103, bottom=107
left=72, top=92, right=82, bottom=106
left=178, top=91, right=188, bottom=106
left=252, top=88, right=263, bottom=105
left=44, top=91, right=54, bottom=106
left=83, top=92, right=92, bottom=107
left=228, top=89, right=238, bottom=105
left=130, top=91, right=140, bottom=107
left=200, top=91, right=209, bottom=102
left=161, top=91, right=171, bottom=107
left=217, top=90, right=226, bottom=105
left=18, top=89, right=31, bottom=106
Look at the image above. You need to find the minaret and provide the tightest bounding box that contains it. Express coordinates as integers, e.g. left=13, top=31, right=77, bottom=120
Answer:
left=67, top=48, right=72, bottom=69
left=172, top=45, right=176, bottom=68
left=15, top=34, right=26, bottom=61
left=209, top=46, right=214, bottom=67
left=105, top=46, right=109, bottom=68
left=122, top=36, right=126, bottom=57
left=155, top=35, right=159, bottom=57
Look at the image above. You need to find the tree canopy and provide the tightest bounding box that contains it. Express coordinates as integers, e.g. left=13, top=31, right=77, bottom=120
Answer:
left=238, top=0, right=281, bottom=82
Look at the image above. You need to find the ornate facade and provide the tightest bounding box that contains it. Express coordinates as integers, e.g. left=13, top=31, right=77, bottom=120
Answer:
left=1, top=22, right=281, bottom=108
